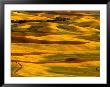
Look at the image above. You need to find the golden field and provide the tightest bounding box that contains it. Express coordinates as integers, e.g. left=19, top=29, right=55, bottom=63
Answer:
left=11, top=11, right=100, bottom=77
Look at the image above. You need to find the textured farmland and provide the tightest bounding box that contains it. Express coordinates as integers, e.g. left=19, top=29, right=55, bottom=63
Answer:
left=11, top=11, right=100, bottom=77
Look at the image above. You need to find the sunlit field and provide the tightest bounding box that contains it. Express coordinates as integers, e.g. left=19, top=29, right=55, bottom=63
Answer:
left=11, top=11, right=100, bottom=77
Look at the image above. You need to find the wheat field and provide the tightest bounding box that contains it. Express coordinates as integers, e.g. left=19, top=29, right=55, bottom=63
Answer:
left=11, top=11, right=100, bottom=77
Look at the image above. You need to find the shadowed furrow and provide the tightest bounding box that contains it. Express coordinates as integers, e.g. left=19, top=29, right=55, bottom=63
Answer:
left=11, top=36, right=89, bottom=44
left=11, top=59, right=89, bottom=64
left=11, top=52, right=54, bottom=56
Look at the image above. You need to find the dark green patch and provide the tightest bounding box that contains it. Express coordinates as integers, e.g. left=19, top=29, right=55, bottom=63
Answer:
left=57, top=25, right=80, bottom=32
left=75, top=21, right=100, bottom=29
left=42, top=53, right=100, bottom=62
left=77, top=32, right=100, bottom=42
left=47, top=66, right=100, bottom=76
